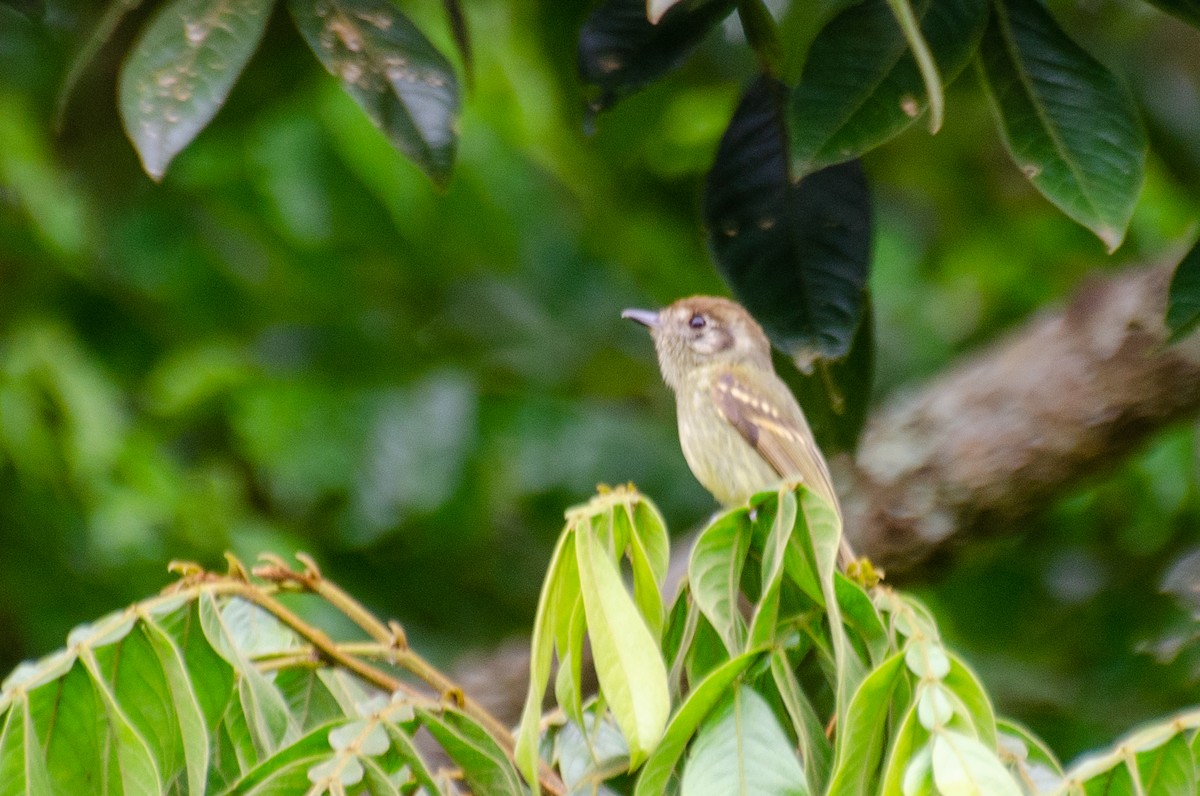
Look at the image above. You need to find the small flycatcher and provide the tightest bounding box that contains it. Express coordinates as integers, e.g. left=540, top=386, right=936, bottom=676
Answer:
left=623, top=296, right=846, bottom=539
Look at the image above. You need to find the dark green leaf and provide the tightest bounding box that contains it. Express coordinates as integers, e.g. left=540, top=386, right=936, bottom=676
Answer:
left=1140, top=0, right=1200, bottom=28
left=579, top=0, right=736, bottom=112
left=789, top=0, right=987, bottom=175
left=776, top=297, right=874, bottom=454
left=1167, top=239, right=1200, bottom=343
left=118, top=0, right=275, bottom=180
left=56, top=0, right=151, bottom=126
left=288, top=0, right=460, bottom=187
left=706, top=76, right=872, bottom=368
left=976, top=0, right=1146, bottom=252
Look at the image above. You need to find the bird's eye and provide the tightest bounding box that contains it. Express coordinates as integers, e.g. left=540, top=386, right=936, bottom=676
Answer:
left=688, top=314, right=707, bottom=329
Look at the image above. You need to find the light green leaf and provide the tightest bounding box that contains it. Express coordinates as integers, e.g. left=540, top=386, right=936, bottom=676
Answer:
left=288, top=0, right=460, bottom=186
left=635, top=651, right=762, bottom=796
left=626, top=499, right=670, bottom=638
left=689, top=508, right=752, bottom=655
left=826, top=651, right=907, bottom=796
left=78, top=648, right=164, bottom=796
left=879, top=704, right=929, bottom=796
left=142, top=619, right=211, bottom=795
left=931, top=729, right=1022, bottom=796
left=680, top=685, right=809, bottom=795
left=199, top=594, right=298, bottom=755
left=225, top=721, right=345, bottom=794
left=577, top=521, right=670, bottom=768
left=118, top=0, right=274, bottom=179
left=943, top=655, right=997, bottom=748
left=515, top=528, right=578, bottom=786
left=976, top=0, right=1146, bottom=251
left=0, top=695, right=54, bottom=796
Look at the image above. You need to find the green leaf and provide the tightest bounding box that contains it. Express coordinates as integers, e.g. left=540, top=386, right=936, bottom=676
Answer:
left=141, top=620, right=212, bottom=795
left=56, top=0, right=149, bottom=126
left=826, top=652, right=907, bottom=796
left=199, top=594, right=298, bottom=756
left=515, top=529, right=578, bottom=786
left=77, top=647, right=165, bottom=796
left=384, top=723, right=448, bottom=796
left=941, top=655, right=997, bottom=748
left=579, top=0, right=736, bottom=111
left=976, top=0, right=1146, bottom=252
left=576, top=521, right=671, bottom=768
left=770, top=650, right=833, bottom=795
left=688, top=507, right=752, bottom=655
left=789, top=0, right=986, bottom=175
left=118, top=0, right=274, bottom=179
left=680, top=685, right=809, bottom=795
left=625, top=500, right=668, bottom=639
left=930, top=729, right=1022, bottom=796
left=553, top=597, right=587, bottom=726
left=635, top=651, right=762, bottom=796
left=879, top=704, right=930, bottom=795
left=225, top=720, right=346, bottom=794
left=419, top=707, right=525, bottom=796
left=882, top=0, right=945, bottom=133
left=0, top=696, right=54, bottom=796
left=288, top=0, right=460, bottom=187
left=1167, top=239, right=1200, bottom=343
left=748, top=490, right=797, bottom=648
left=705, top=76, right=872, bottom=368
left=1140, top=0, right=1200, bottom=28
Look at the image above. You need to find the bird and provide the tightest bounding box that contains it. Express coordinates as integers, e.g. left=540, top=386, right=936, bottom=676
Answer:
left=623, top=295, right=853, bottom=562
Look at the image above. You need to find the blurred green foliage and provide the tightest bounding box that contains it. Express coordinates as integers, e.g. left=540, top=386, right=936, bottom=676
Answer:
left=0, top=0, right=1198, bottom=767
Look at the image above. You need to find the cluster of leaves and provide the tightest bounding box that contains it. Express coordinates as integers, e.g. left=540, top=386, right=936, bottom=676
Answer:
left=0, top=554, right=541, bottom=795
left=52, top=0, right=465, bottom=185
left=512, top=484, right=1200, bottom=795
left=4, top=485, right=1198, bottom=794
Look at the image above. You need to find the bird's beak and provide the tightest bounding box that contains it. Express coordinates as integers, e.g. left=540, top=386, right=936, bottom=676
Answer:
left=621, top=308, right=660, bottom=329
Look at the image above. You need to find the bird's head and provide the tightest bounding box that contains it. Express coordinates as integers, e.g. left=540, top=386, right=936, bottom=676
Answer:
left=623, top=296, right=773, bottom=390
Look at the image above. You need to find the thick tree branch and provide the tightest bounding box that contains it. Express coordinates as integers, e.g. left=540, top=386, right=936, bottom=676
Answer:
left=844, top=261, right=1200, bottom=568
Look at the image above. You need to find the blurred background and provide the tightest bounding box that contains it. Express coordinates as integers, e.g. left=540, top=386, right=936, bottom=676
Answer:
left=1, top=0, right=1198, bottom=763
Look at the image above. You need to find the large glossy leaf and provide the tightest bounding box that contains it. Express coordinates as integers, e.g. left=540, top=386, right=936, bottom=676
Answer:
left=1167, top=238, right=1200, bottom=343
left=679, top=685, right=809, bottom=795
left=706, top=76, right=872, bottom=368
left=118, top=0, right=274, bottom=180
left=790, top=0, right=987, bottom=176
left=579, top=0, right=736, bottom=111
left=976, top=0, right=1146, bottom=252
left=288, top=0, right=459, bottom=187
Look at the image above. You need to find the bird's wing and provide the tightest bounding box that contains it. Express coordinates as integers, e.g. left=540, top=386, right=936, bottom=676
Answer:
left=711, top=370, right=840, bottom=512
